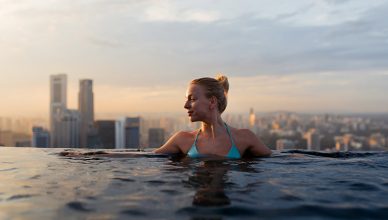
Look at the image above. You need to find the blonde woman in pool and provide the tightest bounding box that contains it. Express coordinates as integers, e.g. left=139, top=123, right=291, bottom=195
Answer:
left=154, top=74, right=271, bottom=158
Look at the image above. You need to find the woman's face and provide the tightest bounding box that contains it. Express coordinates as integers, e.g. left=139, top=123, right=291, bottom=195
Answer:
left=184, top=84, right=211, bottom=122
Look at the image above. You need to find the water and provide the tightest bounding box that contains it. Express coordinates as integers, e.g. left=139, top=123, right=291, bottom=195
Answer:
left=1, top=147, right=388, bottom=220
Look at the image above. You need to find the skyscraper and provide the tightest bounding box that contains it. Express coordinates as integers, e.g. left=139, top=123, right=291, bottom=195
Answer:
left=32, top=126, right=50, bottom=148
left=79, top=79, right=94, bottom=147
left=148, top=128, right=165, bottom=148
left=50, top=74, right=67, bottom=147
left=95, top=120, right=115, bottom=148
left=115, top=117, right=140, bottom=149
left=56, top=109, right=81, bottom=147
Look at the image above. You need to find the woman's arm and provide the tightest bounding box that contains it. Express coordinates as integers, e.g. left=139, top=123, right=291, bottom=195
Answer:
left=152, top=131, right=184, bottom=154
left=242, top=129, right=272, bottom=157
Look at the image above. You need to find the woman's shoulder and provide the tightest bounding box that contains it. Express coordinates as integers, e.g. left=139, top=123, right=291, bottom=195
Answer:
left=229, top=126, right=255, bottom=138
left=171, top=130, right=198, bottom=143
left=228, top=126, right=258, bottom=148
left=175, top=130, right=197, bottom=137
left=153, top=130, right=198, bottom=154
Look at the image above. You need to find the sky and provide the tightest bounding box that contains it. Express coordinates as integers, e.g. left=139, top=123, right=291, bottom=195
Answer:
left=1, top=0, right=388, bottom=118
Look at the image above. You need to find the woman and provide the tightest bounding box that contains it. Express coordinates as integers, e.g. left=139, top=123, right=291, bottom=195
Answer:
left=153, top=75, right=271, bottom=158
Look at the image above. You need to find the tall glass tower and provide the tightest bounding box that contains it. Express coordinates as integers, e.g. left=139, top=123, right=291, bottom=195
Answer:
left=79, top=79, right=94, bottom=147
left=50, top=74, right=67, bottom=147
left=115, top=117, right=140, bottom=149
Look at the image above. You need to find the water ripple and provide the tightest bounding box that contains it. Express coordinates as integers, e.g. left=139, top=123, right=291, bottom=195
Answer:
left=177, top=205, right=257, bottom=216
left=160, top=189, right=180, bottom=195
left=0, top=168, right=17, bottom=172
left=349, top=182, right=381, bottom=191
left=177, top=205, right=388, bottom=219
left=285, top=150, right=383, bottom=159
left=260, top=205, right=388, bottom=219
left=112, top=177, right=135, bottom=182
left=145, top=180, right=167, bottom=186
left=29, top=175, right=41, bottom=180
left=120, top=209, right=147, bottom=216
left=66, top=201, right=94, bottom=212
left=7, top=194, right=35, bottom=201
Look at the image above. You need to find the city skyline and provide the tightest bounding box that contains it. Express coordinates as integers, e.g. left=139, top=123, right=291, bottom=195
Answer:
left=1, top=72, right=388, bottom=150
left=1, top=0, right=388, bottom=117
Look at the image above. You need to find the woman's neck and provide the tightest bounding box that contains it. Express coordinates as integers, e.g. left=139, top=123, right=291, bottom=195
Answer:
left=200, top=115, right=225, bottom=138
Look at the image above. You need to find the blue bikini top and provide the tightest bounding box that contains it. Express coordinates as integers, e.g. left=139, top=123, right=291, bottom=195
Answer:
left=187, top=123, right=241, bottom=159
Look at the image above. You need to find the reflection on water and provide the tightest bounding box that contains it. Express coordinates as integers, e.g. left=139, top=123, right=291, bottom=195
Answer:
left=187, top=160, right=231, bottom=206
left=1, top=147, right=388, bottom=219
left=181, top=159, right=260, bottom=207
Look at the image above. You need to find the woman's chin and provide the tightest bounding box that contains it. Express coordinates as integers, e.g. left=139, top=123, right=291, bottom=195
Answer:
left=189, top=116, right=198, bottom=122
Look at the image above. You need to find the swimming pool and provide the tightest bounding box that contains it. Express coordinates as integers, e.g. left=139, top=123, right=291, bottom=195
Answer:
left=1, top=147, right=388, bottom=219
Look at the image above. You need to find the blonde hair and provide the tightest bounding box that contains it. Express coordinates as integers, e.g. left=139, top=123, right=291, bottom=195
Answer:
left=191, top=74, right=230, bottom=113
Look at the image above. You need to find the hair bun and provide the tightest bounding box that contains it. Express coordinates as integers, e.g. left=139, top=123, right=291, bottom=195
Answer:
left=215, top=73, right=229, bottom=95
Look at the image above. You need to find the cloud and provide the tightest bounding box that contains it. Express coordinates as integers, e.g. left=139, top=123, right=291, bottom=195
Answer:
left=3, top=1, right=388, bottom=76
left=142, top=1, right=220, bottom=23
left=1, top=1, right=388, bottom=115
left=88, top=37, right=126, bottom=48
left=272, top=0, right=386, bottom=27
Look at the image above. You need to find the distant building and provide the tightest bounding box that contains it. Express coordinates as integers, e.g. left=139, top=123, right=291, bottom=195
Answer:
left=249, top=108, right=256, bottom=129
left=148, top=128, right=165, bottom=148
left=95, top=120, right=115, bottom=149
left=342, top=134, right=352, bottom=151
left=32, top=126, right=50, bottom=148
left=115, top=117, right=140, bottom=149
left=335, top=136, right=347, bottom=151
left=79, top=79, right=94, bottom=147
left=86, top=128, right=100, bottom=148
left=304, top=129, right=321, bottom=151
left=15, top=140, right=31, bottom=147
left=56, top=109, right=81, bottom=148
left=369, top=133, right=386, bottom=149
left=271, top=121, right=280, bottom=130
left=50, top=74, right=67, bottom=147
left=0, top=130, right=13, bottom=146
left=13, top=132, right=31, bottom=147
left=276, top=139, right=295, bottom=151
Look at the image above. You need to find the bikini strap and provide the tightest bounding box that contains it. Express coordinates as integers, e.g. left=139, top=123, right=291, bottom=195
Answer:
left=224, top=122, right=236, bottom=146
left=193, top=129, right=201, bottom=144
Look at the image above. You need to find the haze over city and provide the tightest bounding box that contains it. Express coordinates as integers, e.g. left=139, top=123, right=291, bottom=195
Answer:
left=1, top=0, right=388, bottom=117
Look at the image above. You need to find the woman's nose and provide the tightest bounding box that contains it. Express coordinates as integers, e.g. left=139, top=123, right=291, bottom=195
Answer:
left=184, top=101, right=190, bottom=109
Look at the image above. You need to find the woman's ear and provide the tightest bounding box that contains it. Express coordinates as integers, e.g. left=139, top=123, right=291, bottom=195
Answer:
left=209, top=96, right=217, bottom=110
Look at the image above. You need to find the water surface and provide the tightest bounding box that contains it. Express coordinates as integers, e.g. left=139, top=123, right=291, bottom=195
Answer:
left=1, top=147, right=388, bottom=219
